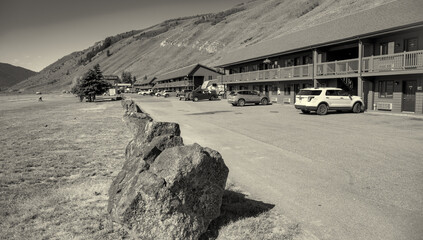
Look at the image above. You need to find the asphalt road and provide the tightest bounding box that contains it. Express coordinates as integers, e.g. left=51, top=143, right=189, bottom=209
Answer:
left=131, top=95, right=423, bottom=240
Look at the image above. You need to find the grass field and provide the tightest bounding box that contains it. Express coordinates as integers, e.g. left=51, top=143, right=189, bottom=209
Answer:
left=0, top=94, right=304, bottom=240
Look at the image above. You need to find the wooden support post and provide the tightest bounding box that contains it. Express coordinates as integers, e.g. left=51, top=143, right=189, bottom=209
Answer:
left=358, top=40, right=363, bottom=98
left=313, top=49, right=318, bottom=88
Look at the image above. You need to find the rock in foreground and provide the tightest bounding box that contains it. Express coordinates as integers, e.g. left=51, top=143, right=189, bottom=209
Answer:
left=108, top=101, right=229, bottom=239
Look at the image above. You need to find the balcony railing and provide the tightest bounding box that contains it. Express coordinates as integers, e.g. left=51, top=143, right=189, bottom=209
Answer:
left=154, top=80, right=192, bottom=88
left=216, top=50, right=423, bottom=84
left=217, top=64, right=313, bottom=83
left=362, top=50, right=423, bottom=73
left=316, top=58, right=359, bottom=76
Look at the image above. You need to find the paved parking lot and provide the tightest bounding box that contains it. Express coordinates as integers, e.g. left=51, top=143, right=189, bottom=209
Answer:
left=131, top=95, right=423, bottom=240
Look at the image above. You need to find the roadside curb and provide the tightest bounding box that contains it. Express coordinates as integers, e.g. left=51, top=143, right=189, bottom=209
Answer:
left=364, top=110, right=423, bottom=119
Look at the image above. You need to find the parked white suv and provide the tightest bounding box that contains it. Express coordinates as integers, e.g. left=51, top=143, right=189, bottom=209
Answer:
left=295, top=87, right=364, bottom=115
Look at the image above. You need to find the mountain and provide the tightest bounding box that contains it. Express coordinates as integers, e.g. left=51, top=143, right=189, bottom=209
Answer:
left=0, top=63, right=37, bottom=91
left=9, top=0, right=394, bottom=93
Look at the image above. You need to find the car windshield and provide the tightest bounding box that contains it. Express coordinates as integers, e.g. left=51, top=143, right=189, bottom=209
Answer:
left=229, top=91, right=237, bottom=95
left=298, top=90, right=322, bottom=96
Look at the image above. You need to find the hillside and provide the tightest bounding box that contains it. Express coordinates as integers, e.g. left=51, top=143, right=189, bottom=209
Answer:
left=9, top=0, right=394, bottom=93
left=0, top=63, right=36, bottom=91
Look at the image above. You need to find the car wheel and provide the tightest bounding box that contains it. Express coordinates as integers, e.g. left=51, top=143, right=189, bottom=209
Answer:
left=352, top=102, right=362, bottom=113
left=193, top=97, right=199, bottom=102
left=238, top=99, right=245, bottom=107
left=301, top=109, right=310, bottom=114
left=209, top=96, right=215, bottom=101
left=261, top=98, right=269, bottom=105
left=317, top=103, right=328, bottom=115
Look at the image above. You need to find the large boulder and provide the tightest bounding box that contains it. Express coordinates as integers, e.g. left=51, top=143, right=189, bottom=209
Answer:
left=109, top=101, right=229, bottom=239
left=121, top=99, right=142, bottom=113
left=108, top=120, right=184, bottom=223
left=109, top=143, right=229, bottom=239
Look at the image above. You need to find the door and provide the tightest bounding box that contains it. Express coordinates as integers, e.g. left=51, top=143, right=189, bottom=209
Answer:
left=293, top=84, right=300, bottom=103
left=325, top=89, right=343, bottom=108
left=402, top=80, right=416, bottom=112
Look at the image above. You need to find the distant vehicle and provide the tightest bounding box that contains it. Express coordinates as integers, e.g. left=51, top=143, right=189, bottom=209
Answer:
left=162, top=90, right=177, bottom=98
left=191, top=88, right=218, bottom=102
left=179, top=90, right=193, bottom=101
left=177, top=89, right=191, bottom=98
left=227, top=90, right=269, bottom=107
left=294, top=87, right=364, bottom=115
left=107, top=88, right=122, bottom=100
left=35, top=92, right=42, bottom=95
left=138, top=89, right=153, bottom=95
left=96, top=88, right=122, bottom=101
left=155, top=90, right=163, bottom=97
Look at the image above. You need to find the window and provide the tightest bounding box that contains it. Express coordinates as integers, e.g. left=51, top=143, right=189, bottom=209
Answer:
left=339, top=90, right=350, bottom=96
left=405, top=38, right=418, bottom=51
left=284, top=86, right=291, bottom=95
left=298, top=90, right=322, bottom=96
left=379, top=81, right=394, bottom=98
left=208, top=76, right=212, bottom=80
left=325, top=90, right=339, bottom=96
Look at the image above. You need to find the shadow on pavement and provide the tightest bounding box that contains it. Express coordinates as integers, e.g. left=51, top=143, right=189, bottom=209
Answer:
left=200, top=190, right=275, bottom=240
left=186, top=111, right=232, bottom=115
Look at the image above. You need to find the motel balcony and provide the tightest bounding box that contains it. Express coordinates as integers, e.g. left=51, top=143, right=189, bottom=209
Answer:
left=317, top=49, right=423, bottom=77
left=316, top=58, right=359, bottom=77
left=362, top=49, right=423, bottom=75
left=217, top=64, right=313, bottom=83
left=218, top=50, right=423, bottom=83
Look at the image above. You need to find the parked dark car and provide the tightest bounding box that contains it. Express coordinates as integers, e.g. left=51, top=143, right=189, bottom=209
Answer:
left=191, top=88, right=218, bottom=102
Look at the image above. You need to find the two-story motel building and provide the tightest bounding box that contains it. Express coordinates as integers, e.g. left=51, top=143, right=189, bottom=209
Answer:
left=216, top=0, right=423, bottom=114
left=153, top=64, right=222, bottom=92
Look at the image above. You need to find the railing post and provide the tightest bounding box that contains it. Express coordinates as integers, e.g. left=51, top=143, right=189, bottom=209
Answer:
left=403, top=51, right=406, bottom=69
left=335, top=60, right=338, bottom=75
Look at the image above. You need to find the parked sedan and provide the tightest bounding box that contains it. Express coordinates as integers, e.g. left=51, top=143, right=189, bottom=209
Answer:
left=162, top=90, right=177, bottom=98
left=228, top=90, right=269, bottom=106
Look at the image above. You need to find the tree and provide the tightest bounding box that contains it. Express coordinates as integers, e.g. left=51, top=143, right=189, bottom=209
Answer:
left=71, top=64, right=111, bottom=102
left=103, top=37, right=112, bottom=49
left=121, top=71, right=132, bottom=84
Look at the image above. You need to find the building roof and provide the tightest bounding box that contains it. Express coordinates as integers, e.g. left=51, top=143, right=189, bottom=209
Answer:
left=154, top=64, right=219, bottom=82
left=103, top=75, right=120, bottom=80
left=217, top=0, right=423, bottom=67
left=134, top=76, right=156, bottom=86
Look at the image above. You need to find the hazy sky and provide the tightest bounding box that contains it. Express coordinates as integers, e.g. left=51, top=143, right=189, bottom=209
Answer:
left=0, top=0, right=246, bottom=72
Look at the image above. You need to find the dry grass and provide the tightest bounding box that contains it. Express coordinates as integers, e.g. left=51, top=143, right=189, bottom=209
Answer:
left=0, top=94, right=129, bottom=239
left=0, top=94, right=303, bottom=240
left=201, top=181, right=302, bottom=240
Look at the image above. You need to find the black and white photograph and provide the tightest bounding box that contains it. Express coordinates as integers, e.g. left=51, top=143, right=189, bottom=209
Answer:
left=1, top=0, right=422, bottom=239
